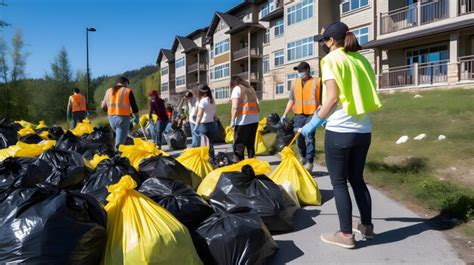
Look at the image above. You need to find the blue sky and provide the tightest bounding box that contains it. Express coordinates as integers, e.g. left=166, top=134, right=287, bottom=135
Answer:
left=1, top=0, right=242, bottom=79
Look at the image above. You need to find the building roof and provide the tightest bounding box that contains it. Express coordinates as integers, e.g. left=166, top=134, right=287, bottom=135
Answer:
left=363, top=19, right=474, bottom=49
left=156, top=49, right=174, bottom=65
left=206, top=11, right=245, bottom=40
left=171, top=36, right=201, bottom=54
left=226, top=22, right=266, bottom=35
left=186, top=27, right=209, bottom=39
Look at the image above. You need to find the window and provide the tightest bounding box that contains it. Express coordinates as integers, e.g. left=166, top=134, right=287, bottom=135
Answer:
left=264, top=29, right=270, bottom=44
left=175, top=57, right=185, bottom=69
left=353, top=26, right=369, bottom=45
left=287, top=0, right=313, bottom=26
left=275, top=83, right=284, bottom=94
left=214, top=39, right=230, bottom=56
left=274, top=18, right=284, bottom=37
left=216, top=20, right=228, bottom=32
left=210, top=63, right=230, bottom=80
left=287, top=37, right=313, bottom=61
left=175, top=75, right=186, bottom=87
left=161, top=82, right=169, bottom=92
left=215, top=87, right=230, bottom=99
left=263, top=55, right=270, bottom=74
left=261, top=2, right=270, bottom=17
left=161, top=67, right=168, bottom=76
left=341, top=0, right=369, bottom=14
left=273, top=50, right=284, bottom=67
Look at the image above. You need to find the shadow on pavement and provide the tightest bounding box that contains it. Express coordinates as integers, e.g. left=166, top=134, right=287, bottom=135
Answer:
left=319, top=189, right=334, bottom=205
left=313, top=171, right=329, bottom=178
left=293, top=208, right=320, bottom=232
left=356, top=216, right=455, bottom=249
left=266, top=240, right=305, bottom=265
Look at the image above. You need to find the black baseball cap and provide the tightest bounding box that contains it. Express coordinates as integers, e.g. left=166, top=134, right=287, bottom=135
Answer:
left=293, top=61, right=310, bottom=71
left=314, top=21, right=349, bottom=42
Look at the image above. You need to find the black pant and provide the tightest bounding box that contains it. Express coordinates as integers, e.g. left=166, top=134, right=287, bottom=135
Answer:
left=325, top=130, right=372, bottom=233
left=71, top=111, right=87, bottom=129
left=233, top=122, right=258, bottom=161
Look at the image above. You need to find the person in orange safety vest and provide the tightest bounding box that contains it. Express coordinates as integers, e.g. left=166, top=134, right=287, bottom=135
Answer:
left=67, top=88, right=88, bottom=129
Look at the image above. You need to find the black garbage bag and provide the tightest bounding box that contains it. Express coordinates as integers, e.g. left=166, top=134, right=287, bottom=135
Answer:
left=139, top=155, right=202, bottom=190
left=214, top=118, right=226, bottom=143
left=210, top=165, right=297, bottom=232
left=267, top=112, right=282, bottom=132
left=39, top=149, right=87, bottom=189
left=0, top=184, right=107, bottom=264
left=0, top=157, right=51, bottom=201
left=48, top=126, right=64, bottom=140
left=81, top=156, right=142, bottom=205
left=56, top=131, right=92, bottom=154
left=82, top=145, right=117, bottom=161
left=163, top=127, right=187, bottom=150
left=184, top=122, right=192, bottom=137
left=138, top=177, right=213, bottom=230
left=194, top=204, right=278, bottom=265
left=214, top=152, right=237, bottom=168
left=271, top=119, right=295, bottom=153
left=82, top=126, right=114, bottom=149
left=0, top=118, right=18, bottom=148
left=19, top=133, right=44, bottom=144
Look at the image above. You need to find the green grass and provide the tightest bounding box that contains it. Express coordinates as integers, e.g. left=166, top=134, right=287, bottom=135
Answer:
left=217, top=88, right=474, bottom=223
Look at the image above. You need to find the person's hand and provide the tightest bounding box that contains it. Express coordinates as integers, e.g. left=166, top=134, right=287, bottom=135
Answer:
left=132, top=114, right=139, bottom=125
left=300, top=112, right=325, bottom=137
left=192, top=127, right=200, bottom=136
left=230, top=120, right=235, bottom=129
left=280, top=114, right=287, bottom=124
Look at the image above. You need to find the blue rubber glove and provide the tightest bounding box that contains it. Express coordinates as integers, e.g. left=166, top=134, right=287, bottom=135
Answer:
left=280, top=114, right=287, bottom=124
left=300, top=112, right=325, bottom=137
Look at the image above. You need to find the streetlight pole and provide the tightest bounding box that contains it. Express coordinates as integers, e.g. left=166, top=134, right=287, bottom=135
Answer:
left=86, top=27, right=96, bottom=104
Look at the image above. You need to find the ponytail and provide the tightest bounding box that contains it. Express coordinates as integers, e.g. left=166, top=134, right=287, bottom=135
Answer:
left=343, top=31, right=361, bottom=52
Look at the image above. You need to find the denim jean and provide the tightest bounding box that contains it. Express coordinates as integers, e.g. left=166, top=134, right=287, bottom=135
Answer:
left=325, top=130, right=372, bottom=233
left=195, top=122, right=217, bottom=160
left=108, top=115, right=131, bottom=149
left=294, top=114, right=316, bottom=163
left=153, top=119, right=168, bottom=149
left=190, top=123, right=200, bottom=147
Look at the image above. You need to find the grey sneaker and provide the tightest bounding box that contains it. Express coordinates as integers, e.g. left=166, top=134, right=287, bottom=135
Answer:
left=299, top=157, right=307, bottom=165
left=353, top=221, right=375, bottom=240
left=304, top=162, right=314, bottom=172
left=320, top=232, right=355, bottom=249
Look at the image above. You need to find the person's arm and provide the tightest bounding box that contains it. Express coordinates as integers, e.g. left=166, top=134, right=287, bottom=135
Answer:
left=195, top=107, right=204, bottom=127
left=231, top=98, right=239, bottom=127
left=317, top=80, right=339, bottom=119
left=101, top=91, right=108, bottom=112
left=66, top=97, right=72, bottom=120
left=282, top=82, right=295, bottom=120
left=129, top=91, right=139, bottom=124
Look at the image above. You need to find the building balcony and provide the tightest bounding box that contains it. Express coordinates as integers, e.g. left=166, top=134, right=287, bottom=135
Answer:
left=459, top=0, right=474, bottom=15
left=233, top=47, right=261, bottom=61
left=459, top=55, right=474, bottom=81
left=187, top=62, right=208, bottom=73
left=380, top=0, right=449, bottom=35
left=236, top=71, right=260, bottom=82
left=169, top=73, right=175, bottom=81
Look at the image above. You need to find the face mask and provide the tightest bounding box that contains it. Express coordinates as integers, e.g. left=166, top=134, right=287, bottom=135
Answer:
left=321, top=43, right=331, bottom=55
left=297, top=72, right=306, bottom=78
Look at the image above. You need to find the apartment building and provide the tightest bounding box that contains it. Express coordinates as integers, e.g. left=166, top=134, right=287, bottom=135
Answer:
left=156, top=0, right=474, bottom=104
left=156, top=49, right=174, bottom=102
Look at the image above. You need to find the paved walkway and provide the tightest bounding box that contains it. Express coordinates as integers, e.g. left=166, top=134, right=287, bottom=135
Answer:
left=167, top=143, right=464, bottom=265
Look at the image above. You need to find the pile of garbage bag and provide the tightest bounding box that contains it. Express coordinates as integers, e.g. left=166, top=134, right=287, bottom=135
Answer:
left=118, top=138, right=168, bottom=169
left=163, top=126, right=187, bottom=150
left=0, top=140, right=56, bottom=161
left=214, top=118, right=226, bottom=143
left=176, top=146, right=214, bottom=179
left=39, top=148, right=87, bottom=189
left=271, top=118, right=295, bottom=153
left=0, top=118, right=19, bottom=148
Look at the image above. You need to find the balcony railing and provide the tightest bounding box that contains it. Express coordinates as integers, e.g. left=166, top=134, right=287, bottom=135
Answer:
left=236, top=71, right=260, bottom=81
left=233, top=47, right=260, bottom=60
left=459, top=0, right=474, bottom=15
left=380, top=60, right=450, bottom=89
left=187, top=62, right=208, bottom=73
left=380, top=0, right=448, bottom=34
left=459, top=55, right=474, bottom=81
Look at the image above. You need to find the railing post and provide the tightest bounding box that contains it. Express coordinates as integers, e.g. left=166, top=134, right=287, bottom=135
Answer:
left=417, top=1, right=421, bottom=25
left=414, top=63, right=419, bottom=86
left=449, top=0, right=457, bottom=17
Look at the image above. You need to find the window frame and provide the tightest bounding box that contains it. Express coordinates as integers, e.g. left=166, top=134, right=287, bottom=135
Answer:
left=274, top=18, right=284, bottom=37
left=341, top=0, right=369, bottom=15
left=275, top=83, right=285, bottom=94
left=215, top=86, right=230, bottom=99
left=160, top=66, right=169, bottom=76
left=263, top=55, right=270, bottom=74
left=287, top=0, right=314, bottom=26
left=210, top=63, right=230, bottom=80
left=214, top=39, right=230, bottom=57
left=175, top=57, right=185, bottom=69
left=287, top=37, right=313, bottom=62
left=175, top=75, right=186, bottom=87
left=161, top=82, right=169, bottom=92
left=273, top=49, right=285, bottom=67
left=352, top=26, right=369, bottom=45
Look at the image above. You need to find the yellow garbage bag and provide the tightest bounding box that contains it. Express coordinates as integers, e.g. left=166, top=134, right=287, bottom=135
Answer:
left=119, top=138, right=169, bottom=170
left=71, top=118, right=94, bottom=136
left=85, top=154, right=110, bottom=169
left=102, top=176, right=202, bottom=265
left=176, top=146, right=214, bottom=179
left=225, top=126, right=234, bottom=144
left=0, top=140, right=56, bottom=161
left=258, top=117, right=267, bottom=128
left=15, top=120, right=34, bottom=129
left=197, top=158, right=271, bottom=197
left=39, top=131, right=49, bottom=140
left=36, top=120, right=47, bottom=129
left=269, top=147, right=321, bottom=206
left=254, top=121, right=268, bottom=155
left=139, top=114, right=158, bottom=127
left=18, top=127, right=35, bottom=137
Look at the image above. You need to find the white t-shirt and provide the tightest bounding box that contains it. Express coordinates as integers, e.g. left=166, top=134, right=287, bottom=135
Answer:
left=198, top=97, right=216, bottom=124
left=231, top=86, right=259, bottom=126
left=322, top=61, right=372, bottom=133
left=188, top=99, right=198, bottom=124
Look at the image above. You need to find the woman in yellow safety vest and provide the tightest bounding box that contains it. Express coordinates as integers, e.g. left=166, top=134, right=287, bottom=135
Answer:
left=299, top=21, right=382, bottom=249
left=229, top=76, right=260, bottom=161
left=67, top=88, right=88, bottom=129
left=101, top=77, right=140, bottom=149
